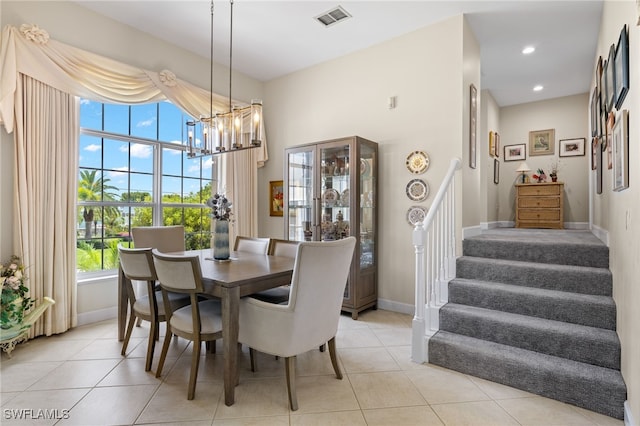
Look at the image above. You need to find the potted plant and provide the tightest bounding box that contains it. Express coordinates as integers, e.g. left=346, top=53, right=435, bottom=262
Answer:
left=1, top=256, right=34, bottom=330
left=549, top=163, right=559, bottom=182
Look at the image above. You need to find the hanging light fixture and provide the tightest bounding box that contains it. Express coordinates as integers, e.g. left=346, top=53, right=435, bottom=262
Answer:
left=186, top=0, right=263, bottom=158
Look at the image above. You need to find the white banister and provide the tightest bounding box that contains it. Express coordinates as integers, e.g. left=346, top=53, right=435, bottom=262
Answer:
left=411, top=158, right=461, bottom=363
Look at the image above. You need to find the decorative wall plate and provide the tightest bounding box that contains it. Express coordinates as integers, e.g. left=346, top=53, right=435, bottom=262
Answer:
left=406, top=205, right=428, bottom=226
left=406, top=179, right=429, bottom=202
left=360, top=158, right=370, bottom=176
left=406, top=151, right=430, bottom=174
left=341, top=189, right=349, bottom=206
left=322, top=188, right=339, bottom=206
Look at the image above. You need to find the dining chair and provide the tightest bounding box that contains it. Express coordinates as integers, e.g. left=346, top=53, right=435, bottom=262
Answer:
left=238, top=237, right=356, bottom=410
left=131, top=225, right=185, bottom=253
left=152, top=249, right=223, bottom=400
left=233, top=236, right=270, bottom=254
left=248, top=239, right=299, bottom=304
left=117, top=246, right=190, bottom=372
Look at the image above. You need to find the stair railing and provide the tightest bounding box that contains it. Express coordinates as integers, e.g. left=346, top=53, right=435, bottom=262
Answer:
left=412, top=157, right=461, bottom=363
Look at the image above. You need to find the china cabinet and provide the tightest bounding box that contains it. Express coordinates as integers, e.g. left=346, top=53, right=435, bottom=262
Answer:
left=284, top=136, right=378, bottom=319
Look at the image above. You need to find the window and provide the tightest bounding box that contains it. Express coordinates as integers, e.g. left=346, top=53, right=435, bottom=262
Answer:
left=77, top=100, right=214, bottom=273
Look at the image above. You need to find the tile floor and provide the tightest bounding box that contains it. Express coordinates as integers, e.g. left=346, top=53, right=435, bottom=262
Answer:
left=0, top=309, right=623, bottom=425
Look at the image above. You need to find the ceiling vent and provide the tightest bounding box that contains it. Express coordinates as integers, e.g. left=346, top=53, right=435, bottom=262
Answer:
left=315, top=6, right=352, bottom=27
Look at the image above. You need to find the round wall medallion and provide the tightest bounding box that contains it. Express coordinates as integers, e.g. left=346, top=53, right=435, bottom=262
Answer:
left=406, top=205, right=428, bottom=226
left=406, top=179, right=430, bottom=202
left=406, top=151, right=430, bottom=174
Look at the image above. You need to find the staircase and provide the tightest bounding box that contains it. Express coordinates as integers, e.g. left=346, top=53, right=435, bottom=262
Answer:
left=428, top=229, right=627, bottom=419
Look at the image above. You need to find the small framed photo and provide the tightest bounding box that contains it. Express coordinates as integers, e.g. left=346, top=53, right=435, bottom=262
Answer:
left=614, top=25, right=629, bottom=109
left=489, top=131, right=495, bottom=157
left=590, top=87, right=600, bottom=138
left=504, top=144, right=526, bottom=162
left=495, top=132, right=500, bottom=158
left=612, top=109, right=629, bottom=192
left=269, top=180, right=284, bottom=216
left=529, top=129, right=555, bottom=156
left=493, top=159, right=499, bottom=184
left=559, top=138, right=586, bottom=157
left=591, top=137, right=598, bottom=171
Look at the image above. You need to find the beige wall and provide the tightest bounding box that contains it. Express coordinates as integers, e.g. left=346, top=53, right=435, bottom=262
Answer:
left=260, top=15, right=471, bottom=309
left=595, top=1, right=639, bottom=423
left=498, top=94, right=590, bottom=226
left=481, top=90, right=501, bottom=224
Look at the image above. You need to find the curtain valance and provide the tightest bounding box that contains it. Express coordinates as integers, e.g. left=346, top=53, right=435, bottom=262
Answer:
left=0, top=24, right=267, bottom=162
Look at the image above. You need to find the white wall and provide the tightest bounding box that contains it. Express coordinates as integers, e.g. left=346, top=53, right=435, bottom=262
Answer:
left=259, top=15, right=470, bottom=309
left=499, top=94, right=591, bottom=226
left=594, top=1, right=639, bottom=423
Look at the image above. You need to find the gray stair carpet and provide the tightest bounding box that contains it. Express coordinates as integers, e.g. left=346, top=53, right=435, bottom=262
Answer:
left=429, top=229, right=626, bottom=419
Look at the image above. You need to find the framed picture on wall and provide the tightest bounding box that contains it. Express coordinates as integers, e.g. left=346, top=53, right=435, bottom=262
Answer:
left=529, top=129, right=555, bottom=156
left=489, top=131, right=495, bottom=157
left=614, top=25, right=629, bottom=109
left=612, top=109, right=629, bottom=192
left=559, top=138, right=586, bottom=157
left=504, top=144, right=526, bottom=162
left=604, top=44, right=616, bottom=112
left=590, top=87, right=599, bottom=137
left=493, top=159, right=499, bottom=184
left=495, top=132, right=500, bottom=157
left=269, top=180, right=284, bottom=216
left=469, top=84, right=477, bottom=169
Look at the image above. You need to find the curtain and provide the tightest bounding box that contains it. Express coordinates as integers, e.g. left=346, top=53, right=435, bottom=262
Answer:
left=14, top=75, right=78, bottom=336
left=0, top=23, right=268, bottom=335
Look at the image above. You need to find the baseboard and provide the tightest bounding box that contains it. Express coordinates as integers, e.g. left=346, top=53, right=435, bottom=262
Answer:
left=591, top=224, right=610, bottom=246
left=564, top=221, right=589, bottom=230
left=77, top=306, right=117, bottom=326
left=377, top=298, right=414, bottom=316
left=624, top=400, right=635, bottom=426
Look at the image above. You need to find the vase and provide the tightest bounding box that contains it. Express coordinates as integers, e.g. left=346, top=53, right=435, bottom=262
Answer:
left=552, top=177, right=558, bottom=182
left=213, top=219, right=230, bottom=260
left=1, top=294, right=24, bottom=330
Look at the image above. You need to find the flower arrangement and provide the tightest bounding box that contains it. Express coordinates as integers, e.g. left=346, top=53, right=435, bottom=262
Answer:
left=532, top=168, right=547, bottom=183
left=206, top=193, right=232, bottom=221
left=1, top=256, right=35, bottom=329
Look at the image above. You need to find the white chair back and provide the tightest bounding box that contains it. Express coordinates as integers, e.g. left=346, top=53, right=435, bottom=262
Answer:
left=268, top=239, right=300, bottom=258
left=118, top=246, right=156, bottom=281
left=234, top=236, right=270, bottom=254
left=132, top=225, right=185, bottom=253
left=152, top=249, right=203, bottom=293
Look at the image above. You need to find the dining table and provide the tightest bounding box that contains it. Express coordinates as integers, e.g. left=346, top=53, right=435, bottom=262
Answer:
left=117, top=249, right=295, bottom=406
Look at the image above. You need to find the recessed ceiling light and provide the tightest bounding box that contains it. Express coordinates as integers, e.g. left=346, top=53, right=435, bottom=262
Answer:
left=533, top=85, right=544, bottom=92
left=522, top=46, right=535, bottom=55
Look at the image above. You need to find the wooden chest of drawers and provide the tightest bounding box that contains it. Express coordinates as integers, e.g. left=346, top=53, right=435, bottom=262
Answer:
left=515, top=182, right=564, bottom=229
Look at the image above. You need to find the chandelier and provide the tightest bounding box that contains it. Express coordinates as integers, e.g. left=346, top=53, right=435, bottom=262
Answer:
left=185, top=0, right=263, bottom=158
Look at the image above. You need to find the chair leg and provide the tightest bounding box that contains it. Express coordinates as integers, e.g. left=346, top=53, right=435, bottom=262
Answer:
left=188, top=340, right=202, bottom=400
left=319, top=343, right=326, bottom=352
left=136, top=317, right=143, bottom=327
left=155, top=329, right=173, bottom=378
left=328, top=337, right=342, bottom=380
left=145, top=320, right=157, bottom=372
left=121, top=312, right=137, bottom=356
left=285, top=356, right=298, bottom=411
left=249, top=348, right=257, bottom=372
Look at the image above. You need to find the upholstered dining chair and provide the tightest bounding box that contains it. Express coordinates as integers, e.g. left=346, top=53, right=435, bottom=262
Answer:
left=131, top=225, right=185, bottom=253
left=117, top=246, right=190, bottom=372
left=238, top=237, right=356, bottom=411
left=152, top=249, right=223, bottom=400
left=248, top=239, right=300, bottom=304
left=233, top=236, right=270, bottom=254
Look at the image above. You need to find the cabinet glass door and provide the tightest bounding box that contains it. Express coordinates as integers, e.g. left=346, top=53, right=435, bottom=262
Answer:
left=319, top=143, right=351, bottom=242
left=359, top=143, right=376, bottom=269
left=286, top=149, right=314, bottom=241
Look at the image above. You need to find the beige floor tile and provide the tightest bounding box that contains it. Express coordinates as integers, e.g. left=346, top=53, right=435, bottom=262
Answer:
left=98, top=357, right=165, bottom=386
left=163, top=352, right=224, bottom=385
left=0, top=392, right=20, bottom=407
left=386, top=345, right=427, bottom=371
left=335, top=328, right=382, bottom=348
left=238, top=350, right=285, bottom=379
left=137, top=381, right=219, bottom=424
left=0, top=361, right=61, bottom=392
left=70, top=337, right=143, bottom=360
left=3, top=338, right=90, bottom=363
left=145, top=422, right=213, bottom=426
left=363, top=406, right=444, bottom=425
left=294, top=374, right=360, bottom=414
left=348, top=371, right=426, bottom=409
left=431, top=400, right=520, bottom=425
left=355, top=310, right=412, bottom=329
left=56, top=320, right=117, bottom=340
left=2, top=389, right=89, bottom=426
left=496, top=396, right=600, bottom=425
left=290, top=410, right=367, bottom=426
left=296, top=348, right=341, bottom=377
left=408, top=365, right=490, bottom=404
left=571, top=405, right=624, bottom=425
left=131, top=333, right=191, bottom=361
left=214, top=378, right=289, bottom=419
left=339, top=347, right=400, bottom=373
left=370, top=326, right=412, bottom=346
left=58, top=385, right=157, bottom=425
left=468, top=375, right=535, bottom=399
left=28, top=359, right=121, bottom=390
left=337, top=314, right=370, bottom=331
left=213, top=417, right=289, bottom=426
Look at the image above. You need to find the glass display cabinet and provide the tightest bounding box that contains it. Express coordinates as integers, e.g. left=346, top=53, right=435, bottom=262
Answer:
left=284, top=136, right=377, bottom=319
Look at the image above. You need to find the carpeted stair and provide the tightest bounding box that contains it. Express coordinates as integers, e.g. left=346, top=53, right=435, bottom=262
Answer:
left=428, top=229, right=627, bottom=419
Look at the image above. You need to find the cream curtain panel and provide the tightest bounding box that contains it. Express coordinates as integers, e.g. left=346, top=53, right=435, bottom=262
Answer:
left=0, top=24, right=267, bottom=335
